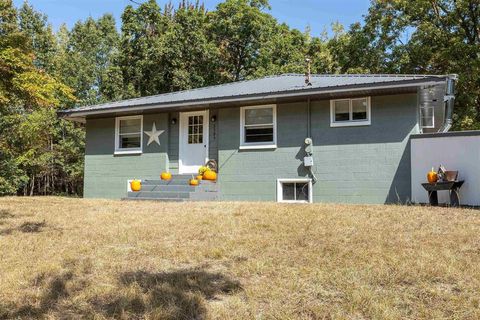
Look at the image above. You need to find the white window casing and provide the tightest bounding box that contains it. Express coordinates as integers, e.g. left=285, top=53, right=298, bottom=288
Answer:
left=420, top=105, right=435, bottom=129
left=240, top=104, right=277, bottom=149
left=115, top=115, right=143, bottom=155
left=330, top=97, right=371, bottom=127
left=277, top=178, right=313, bottom=203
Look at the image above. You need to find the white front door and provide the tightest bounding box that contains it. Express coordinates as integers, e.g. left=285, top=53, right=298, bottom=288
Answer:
left=179, top=110, right=209, bottom=174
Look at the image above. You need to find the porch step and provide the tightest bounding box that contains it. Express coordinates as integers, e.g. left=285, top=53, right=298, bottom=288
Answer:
left=125, top=176, right=219, bottom=202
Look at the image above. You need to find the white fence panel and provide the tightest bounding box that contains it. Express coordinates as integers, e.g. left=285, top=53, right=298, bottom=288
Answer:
left=411, top=132, right=480, bottom=206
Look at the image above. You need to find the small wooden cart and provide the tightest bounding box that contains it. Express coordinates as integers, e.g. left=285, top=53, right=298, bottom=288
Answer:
left=421, top=180, right=464, bottom=207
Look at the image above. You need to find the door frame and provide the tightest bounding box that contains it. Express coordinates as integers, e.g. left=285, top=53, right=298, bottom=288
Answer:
left=179, top=110, right=209, bottom=174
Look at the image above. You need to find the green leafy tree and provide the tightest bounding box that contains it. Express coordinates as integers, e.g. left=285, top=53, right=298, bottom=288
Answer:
left=0, top=0, right=77, bottom=196
left=119, top=0, right=168, bottom=96
left=210, top=0, right=275, bottom=81
left=336, top=0, right=480, bottom=129
left=57, top=14, right=121, bottom=105
left=18, top=1, right=57, bottom=73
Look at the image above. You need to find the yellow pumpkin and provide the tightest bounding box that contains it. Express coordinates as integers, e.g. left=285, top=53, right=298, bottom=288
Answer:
left=203, top=170, right=217, bottom=181
left=161, top=172, right=172, bottom=180
left=427, top=167, right=438, bottom=184
left=189, top=179, right=199, bottom=186
left=196, top=175, right=203, bottom=181
left=130, top=180, right=142, bottom=192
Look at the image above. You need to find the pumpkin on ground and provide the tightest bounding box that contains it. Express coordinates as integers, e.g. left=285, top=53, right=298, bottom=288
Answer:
left=196, top=175, right=203, bottom=181
left=130, top=180, right=142, bottom=192
left=189, top=179, right=199, bottom=186
left=203, top=170, right=217, bottom=181
left=427, top=167, right=438, bottom=184
left=161, top=172, right=172, bottom=180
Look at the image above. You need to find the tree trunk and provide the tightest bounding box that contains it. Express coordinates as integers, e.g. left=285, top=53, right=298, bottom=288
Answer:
left=30, top=175, right=35, bottom=196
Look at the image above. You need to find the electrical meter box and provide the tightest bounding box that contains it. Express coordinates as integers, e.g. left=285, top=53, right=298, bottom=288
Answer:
left=304, top=156, right=314, bottom=167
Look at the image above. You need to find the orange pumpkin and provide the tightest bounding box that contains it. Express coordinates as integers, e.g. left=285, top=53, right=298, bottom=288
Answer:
left=427, top=168, right=438, bottom=184
left=203, top=170, right=217, bottom=181
left=189, top=179, right=199, bottom=186
left=130, top=180, right=142, bottom=192
left=161, top=172, right=172, bottom=180
left=196, top=175, right=203, bottom=181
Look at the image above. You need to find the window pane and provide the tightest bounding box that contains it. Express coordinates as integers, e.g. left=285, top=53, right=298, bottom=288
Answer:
left=422, top=117, right=434, bottom=127
left=120, top=134, right=141, bottom=149
left=295, top=183, right=309, bottom=202
left=421, top=107, right=434, bottom=127
left=245, top=108, right=273, bottom=125
left=119, top=118, right=141, bottom=134
left=421, top=107, right=434, bottom=118
left=352, top=99, right=368, bottom=120
left=282, top=183, right=295, bottom=201
left=334, top=100, right=350, bottom=122
left=245, top=126, right=273, bottom=143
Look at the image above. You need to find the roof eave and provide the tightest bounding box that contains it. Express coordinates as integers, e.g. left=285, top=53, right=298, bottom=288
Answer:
left=60, top=78, right=446, bottom=121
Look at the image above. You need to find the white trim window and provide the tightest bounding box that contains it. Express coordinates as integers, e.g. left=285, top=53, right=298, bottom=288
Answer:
left=277, top=179, right=313, bottom=203
left=240, top=104, right=277, bottom=149
left=330, top=97, right=371, bottom=127
left=420, top=105, right=435, bottom=129
left=115, top=115, right=143, bottom=154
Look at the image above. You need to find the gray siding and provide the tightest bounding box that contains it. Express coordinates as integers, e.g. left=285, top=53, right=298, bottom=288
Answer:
left=217, top=94, right=419, bottom=203
left=83, top=93, right=419, bottom=202
left=209, top=109, right=219, bottom=161
left=168, top=112, right=180, bottom=173
left=84, top=114, right=169, bottom=199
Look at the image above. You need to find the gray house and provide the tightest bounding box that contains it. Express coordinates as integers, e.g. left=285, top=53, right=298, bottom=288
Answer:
left=62, top=74, right=456, bottom=203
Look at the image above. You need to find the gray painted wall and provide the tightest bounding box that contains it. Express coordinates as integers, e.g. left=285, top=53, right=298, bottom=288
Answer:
left=217, top=94, right=419, bottom=203
left=84, top=114, right=169, bottom=199
left=84, top=93, right=419, bottom=202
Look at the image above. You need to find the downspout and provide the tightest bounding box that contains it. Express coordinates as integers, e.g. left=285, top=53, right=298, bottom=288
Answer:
left=439, top=74, right=458, bottom=133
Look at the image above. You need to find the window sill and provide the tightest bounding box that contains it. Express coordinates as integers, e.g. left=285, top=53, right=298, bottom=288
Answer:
left=278, top=200, right=311, bottom=204
left=239, top=144, right=277, bottom=150
left=330, top=121, right=371, bottom=128
left=114, top=150, right=143, bottom=156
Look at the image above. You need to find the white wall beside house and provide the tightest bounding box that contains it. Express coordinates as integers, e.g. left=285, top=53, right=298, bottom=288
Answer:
left=411, top=131, right=480, bottom=206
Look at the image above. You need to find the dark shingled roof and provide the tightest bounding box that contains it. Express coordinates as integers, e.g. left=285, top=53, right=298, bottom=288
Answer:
left=62, top=73, right=448, bottom=119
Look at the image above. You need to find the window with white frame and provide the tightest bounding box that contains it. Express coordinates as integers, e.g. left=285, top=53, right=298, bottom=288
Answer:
left=115, top=115, right=143, bottom=154
left=240, top=105, right=277, bottom=148
left=420, top=105, right=435, bottom=128
left=330, top=97, right=371, bottom=127
left=277, top=179, right=312, bottom=203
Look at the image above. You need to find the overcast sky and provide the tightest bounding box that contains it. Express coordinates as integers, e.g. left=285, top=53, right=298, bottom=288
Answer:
left=12, top=0, right=370, bottom=36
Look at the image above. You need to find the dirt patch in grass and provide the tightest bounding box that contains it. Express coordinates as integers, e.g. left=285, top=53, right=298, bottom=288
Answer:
left=0, top=197, right=479, bottom=319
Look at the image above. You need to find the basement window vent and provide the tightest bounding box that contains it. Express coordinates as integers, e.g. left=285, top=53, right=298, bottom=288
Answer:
left=277, top=179, right=312, bottom=203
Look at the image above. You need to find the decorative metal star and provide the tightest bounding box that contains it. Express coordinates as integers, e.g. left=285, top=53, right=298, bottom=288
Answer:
left=144, top=122, right=164, bottom=146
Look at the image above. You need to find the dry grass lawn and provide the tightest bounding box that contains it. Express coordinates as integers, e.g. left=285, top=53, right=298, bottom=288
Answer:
left=1, top=197, right=480, bottom=319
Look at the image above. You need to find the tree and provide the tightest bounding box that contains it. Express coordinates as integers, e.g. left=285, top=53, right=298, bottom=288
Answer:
left=0, top=0, right=77, bottom=196
left=161, top=1, right=221, bottom=91
left=56, top=14, right=121, bottom=106
left=119, top=0, right=168, bottom=96
left=337, top=0, right=480, bottom=129
left=210, top=0, right=275, bottom=81
left=18, top=1, right=57, bottom=73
